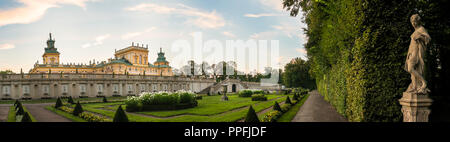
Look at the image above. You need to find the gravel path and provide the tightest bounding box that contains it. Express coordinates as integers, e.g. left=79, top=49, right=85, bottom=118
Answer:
left=23, top=103, right=72, bottom=122
left=0, top=104, right=12, bottom=122
left=291, top=90, right=347, bottom=122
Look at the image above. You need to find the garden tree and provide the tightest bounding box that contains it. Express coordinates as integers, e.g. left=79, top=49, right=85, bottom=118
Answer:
left=73, top=101, right=83, bottom=116
left=244, top=105, right=259, bottom=122
left=273, top=102, right=282, bottom=112
left=0, top=70, right=14, bottom=74
left=282, top=58, right=315, bottom=89
left=285, top=96, right=292, bottom=104
left=283, top=0, right=450, bottom=121
left=21, top=112, right=32, bottom=122
left=103, top=96, right=108, bottom=103
left=55, top=97, right=63, bottom=108
left=113, top=105, right=129, bottom=122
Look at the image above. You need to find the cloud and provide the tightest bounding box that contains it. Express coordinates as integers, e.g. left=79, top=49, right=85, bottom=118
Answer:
left=295, top=48, right=307, bottom=54
left=222, top=31, right=236, bottom=38
left=296, top=48, right=308, bottom=60
left=82, top=34, right=110, bottom=48
left=244, top=13, right=279, bottom=18
left=0, top=43, right=15, bottom=50
left=0, top=0, right=98, bottom=27
left=259, top=0, right=284, bottom=12
left=121, top=27, right=157, bottom=40
left=250, top=31, right=278, bottom=39
left=125, top=3, right=225, bottom=29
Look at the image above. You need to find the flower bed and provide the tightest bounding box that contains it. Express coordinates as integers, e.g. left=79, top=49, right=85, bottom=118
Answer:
left=57, top=106, right=110, bottom=122
left=262, top=95, right=306, bottom=122
left=125, top=90, right=198, bottom=112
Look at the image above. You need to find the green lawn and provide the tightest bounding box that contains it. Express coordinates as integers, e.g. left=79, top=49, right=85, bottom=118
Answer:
left=76, top=94, right=291, bottom=122
left=93, top=94, right=281, bottom=117
left=7, top=105, right=37, bottom=122
left=277, top=94, right=310, bottom=122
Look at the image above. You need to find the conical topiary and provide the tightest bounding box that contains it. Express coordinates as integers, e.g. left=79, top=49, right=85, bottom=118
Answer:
left=73, top=101, right=83, bottom=116
left=285, top=96, right=292, bottom=104
left=68, top=96, right=74, bottom=104
left=15, top=101, right=22, bottom=110
left=273, top=101, right=282, bottom=111
left=55, top=97, right=63, bottom=108
left=21, top=112, right=32, bottom=122
left=16, top=105, right=25, bottom=115
left=103, top=96, right=108, bottom=103
left=244, top=105, right=259, bottom=122
left=14, top=99, right=19, bottom=106
left=294, top=93, right=300, bottom=101
left=113, top=105, right=129, bottom=122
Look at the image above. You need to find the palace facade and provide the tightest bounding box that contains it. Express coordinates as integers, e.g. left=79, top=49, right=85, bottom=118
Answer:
left=30, top=33, right=173, bottom=76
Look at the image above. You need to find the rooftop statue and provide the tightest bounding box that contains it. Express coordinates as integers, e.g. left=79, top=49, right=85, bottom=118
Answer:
left=404, top=14, right=431, bottom=94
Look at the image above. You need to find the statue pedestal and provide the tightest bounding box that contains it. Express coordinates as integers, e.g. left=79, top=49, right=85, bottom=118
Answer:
left=399, top=92, right=432, bottom=122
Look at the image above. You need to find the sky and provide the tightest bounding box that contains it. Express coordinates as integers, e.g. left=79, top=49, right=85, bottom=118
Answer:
left=0, top=0, right=307, bottom=73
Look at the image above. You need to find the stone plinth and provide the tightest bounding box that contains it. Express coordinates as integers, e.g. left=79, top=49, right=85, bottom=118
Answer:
left=399, top=92, right=433, bottom=122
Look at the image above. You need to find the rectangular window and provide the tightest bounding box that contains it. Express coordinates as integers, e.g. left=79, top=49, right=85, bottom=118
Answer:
left=42, top=85, right=50, bottom=93
left=3, top=86, right=10, bottom=94
left=22, top=85, right=30, bottom=94
left=127, top=84, right=133, bottom=92
left=140, top=84, right=145, bottom=92
left=61, top=85, right=68, bottom=93
left=113, top=84, right=119, bottom=92
left=97, top=84, right=103, bottom=92
left=79, top=85, right=86, bottom=93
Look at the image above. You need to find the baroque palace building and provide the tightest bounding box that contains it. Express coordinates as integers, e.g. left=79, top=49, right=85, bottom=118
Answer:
left=0, top=33, right=277, bottom=100
left=0, top=33, right=215, bottom=100
left=30, top=33, right=173, bottom=76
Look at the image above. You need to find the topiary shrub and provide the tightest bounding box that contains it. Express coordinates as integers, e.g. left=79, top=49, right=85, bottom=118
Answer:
left=244, top=105, right=259, bottom=122
left=68, top=96, right=74, bottom=104
left=251, top=94, right=267, bottom=101
left=280, top=104, right=292, bottom=113
left=15, top=101, right=22, bottom=110
left=55, top=97, right=63, bottom=108
left=293, top=93, right=299, bottom=101
left=20, top=112, right=32, bottom=122
left=195, top=95, right=203, bottom=100
left=238, top=90, right=253, bottom=97
left=14, top=99, right=19, bottom=106
left=273, top=101, right=282, bottom=112
left=113, top=105, right=129, bottom=122
left=103, top=96, right=108, bottom=103
left=285, top=96, right=292, bottom=105
left=73, top=101, right=84, bottom=116
left=16, top=105, right=25, bottom=116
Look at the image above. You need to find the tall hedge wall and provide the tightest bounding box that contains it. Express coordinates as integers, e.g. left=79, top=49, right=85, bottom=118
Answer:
left=285, top=0, right=450, bottom=122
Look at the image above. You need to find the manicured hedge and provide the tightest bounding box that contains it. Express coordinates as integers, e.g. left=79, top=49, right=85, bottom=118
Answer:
left=238, top=90, right=253, bottom=97
left=251, top=94, right=267, bottom=101
left=125, top=91, right=198, bottom=112
left=287, top=0, right=450, bottom=122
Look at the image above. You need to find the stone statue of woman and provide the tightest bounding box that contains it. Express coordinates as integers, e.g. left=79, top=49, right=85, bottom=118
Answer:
left=404, top=14, right=431, bottom=94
